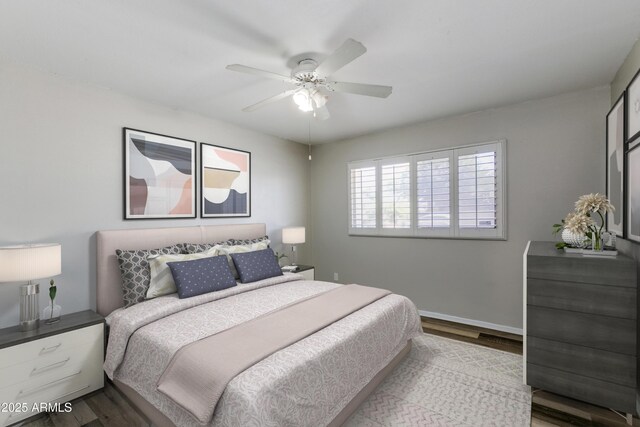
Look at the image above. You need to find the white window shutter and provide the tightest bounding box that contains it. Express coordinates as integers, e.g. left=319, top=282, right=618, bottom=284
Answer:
left=348, top=162, right=377, bottom=233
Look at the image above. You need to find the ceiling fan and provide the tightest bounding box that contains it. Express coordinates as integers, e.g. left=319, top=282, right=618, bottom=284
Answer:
left=226, top=38, right=392, bottom=120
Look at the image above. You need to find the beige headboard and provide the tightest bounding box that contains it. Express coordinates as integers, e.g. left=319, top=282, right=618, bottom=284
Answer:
left=96, top=223, right=267, bottom=317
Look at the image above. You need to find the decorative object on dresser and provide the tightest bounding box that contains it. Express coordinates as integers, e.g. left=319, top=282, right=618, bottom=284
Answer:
left=42, top=279, right=61, bottom=325
left=123, top=128, right=197, bottom=220
left=523, top=241, right=637, bottom=423
left=0, top=310, right=104, bottom=426
left=627, top=137, right=640, bottom=243
left=0, top=244, right=61, bottom=331
left=607, top=92, right=625, bottom=237
left=200, top=143, right=251, bottom=218
left=282, top=226, right=305, bottom=265
left=553, top=193, right=616, bottom=255
left=282, top=264, right=315, bottom=280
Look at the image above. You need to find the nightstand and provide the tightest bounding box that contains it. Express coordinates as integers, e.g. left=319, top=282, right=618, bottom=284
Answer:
left=283, top=265, right=315, bottom=280
left=0, top=310, right=105, bottom=426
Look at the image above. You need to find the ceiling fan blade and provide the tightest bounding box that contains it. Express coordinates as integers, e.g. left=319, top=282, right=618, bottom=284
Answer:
left=226, top=64, right=296, bottom=84
left=242, top=89, right=298, bottom=112
left=313, top=104, right=330, bottom=121
left=328, top=81, right=392, bottom=98
left=314, top=38, right=367, bottom=77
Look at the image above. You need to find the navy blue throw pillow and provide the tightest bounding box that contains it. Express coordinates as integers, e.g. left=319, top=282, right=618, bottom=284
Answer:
left=230, top=248, right=283, bottom=284
left=167, top=255, right=236, bottom=299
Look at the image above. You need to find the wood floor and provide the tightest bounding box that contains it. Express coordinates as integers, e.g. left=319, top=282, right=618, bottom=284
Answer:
left=16, top=317, right=638, bottom=427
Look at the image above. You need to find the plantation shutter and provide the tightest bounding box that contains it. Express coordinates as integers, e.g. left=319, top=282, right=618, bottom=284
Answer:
left=349, top=163, right=377, bottom=232
left=416, top=154, right=452, bottom=232
left=455, top=142, right=504, bottom=238
left=380, top=159, right=411, bottom=230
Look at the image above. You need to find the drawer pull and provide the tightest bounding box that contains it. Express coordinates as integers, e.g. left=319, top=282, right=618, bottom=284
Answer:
left=30, top=357, right=71, bottom=376
left=16, top=370, right=82, bottom=398
left=39, top=343, right=62, bottom=355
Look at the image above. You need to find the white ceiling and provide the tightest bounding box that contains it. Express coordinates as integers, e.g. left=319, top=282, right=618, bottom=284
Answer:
left=1, top=1, right=639, bottom=144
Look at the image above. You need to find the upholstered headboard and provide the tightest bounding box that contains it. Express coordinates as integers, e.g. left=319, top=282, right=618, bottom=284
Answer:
left=96, top=223, right=267, bottom=317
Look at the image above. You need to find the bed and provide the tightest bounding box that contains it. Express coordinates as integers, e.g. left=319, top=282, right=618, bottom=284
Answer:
left=97, top=224, right=421, bottom=427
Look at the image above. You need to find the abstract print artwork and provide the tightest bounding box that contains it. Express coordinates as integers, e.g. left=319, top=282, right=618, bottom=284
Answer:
left=201, top=143, right=251, bottom=217
left=627, top=69, right=640, bottom=142
left=606, top=93, right=624, bottom=236
left=123, top=128, right=196, bottom=219
left=627, top=139, right=640, bottom=243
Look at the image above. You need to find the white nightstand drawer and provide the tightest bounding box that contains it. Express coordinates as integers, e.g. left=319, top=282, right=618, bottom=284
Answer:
left=0, top=325, right=102, bottom=390
left=299, top=268, right=315, bottom=281
left=0, top=324, right=102, bottom=370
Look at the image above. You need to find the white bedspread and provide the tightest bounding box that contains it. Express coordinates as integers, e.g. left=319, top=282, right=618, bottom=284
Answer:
left=105, top=275, right=421, bottom=427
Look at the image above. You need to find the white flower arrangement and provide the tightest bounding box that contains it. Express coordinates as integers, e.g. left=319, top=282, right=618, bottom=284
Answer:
left=553, top=193, right=614, bottom=250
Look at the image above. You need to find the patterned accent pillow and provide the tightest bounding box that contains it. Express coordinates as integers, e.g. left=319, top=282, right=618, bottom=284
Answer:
left=115, top=245, right=183, bottom=308
left=147, top=247, right=219, bottom=299
left=230, top=235, right=270, bottom=246
left=167, top=256, right=236, bottom=299
left=183, top=240, right=232, bottom=254
left=217, top=240, right=270, bottom=279
left=230, top=248, right=283, bottom=284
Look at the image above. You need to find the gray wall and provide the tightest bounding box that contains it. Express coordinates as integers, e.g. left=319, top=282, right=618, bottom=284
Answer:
left=0, top=62, right=309, bottom=328
left=310, top=87, right=610, bottom=330
left=611, top=37, right=640, bottom=103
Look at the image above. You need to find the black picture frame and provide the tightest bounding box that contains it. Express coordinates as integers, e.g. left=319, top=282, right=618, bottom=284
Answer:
left=123, top=128, right=197, bottom=220
left=200, top=142, right=251, bottom=218
left=626, top=67, right=640, bottom=144
left=626, top=136, right=640, bottom=243
left=606, top=92, right=625, bottom=237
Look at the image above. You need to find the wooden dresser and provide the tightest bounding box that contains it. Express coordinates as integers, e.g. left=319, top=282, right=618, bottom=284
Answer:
left=524, top=241, right=638, bottom=415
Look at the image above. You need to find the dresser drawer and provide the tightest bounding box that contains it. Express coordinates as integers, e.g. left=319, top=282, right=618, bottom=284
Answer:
left=528, top=278, right=636, bottom=319
left=0, top=325, right=102, bottom=389
left=527, top=254, right=636, bottom=287
left=527, top=363, right=636, bottom=413
left=0, top=324, right=103, bottom=370
left=527, top=336, right=636, bottom=387
left=527, top=306, right=636, bottom=355
left=0, top=365, right=103, bottom=426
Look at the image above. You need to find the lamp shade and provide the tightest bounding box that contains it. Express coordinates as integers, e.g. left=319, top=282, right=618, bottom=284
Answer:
left=282, top=227, right=306, bottom=245
left=0, top=244, right=61, bottom=282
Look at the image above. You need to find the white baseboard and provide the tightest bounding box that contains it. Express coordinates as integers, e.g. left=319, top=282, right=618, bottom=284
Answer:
left=418, top=310, right=523, bottom=336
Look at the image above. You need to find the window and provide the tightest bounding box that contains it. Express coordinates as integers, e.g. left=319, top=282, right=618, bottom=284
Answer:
left=347, top=140, right=506, bottom=239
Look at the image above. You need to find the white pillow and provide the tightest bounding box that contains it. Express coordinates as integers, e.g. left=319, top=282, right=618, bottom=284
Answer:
left=146, top=247, right=220, bottom=299
left=217, top=240, right=270, bottom=279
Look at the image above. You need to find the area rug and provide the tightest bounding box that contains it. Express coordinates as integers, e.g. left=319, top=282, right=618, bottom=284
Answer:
left=345, top=333, right=531, bottom=426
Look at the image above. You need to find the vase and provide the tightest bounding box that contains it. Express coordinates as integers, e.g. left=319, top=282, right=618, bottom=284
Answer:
left=561, top=229, right=586, bottom=248
left=591, top=232, right=604, bottom=253
left=42, top=302, right=61, bottom=324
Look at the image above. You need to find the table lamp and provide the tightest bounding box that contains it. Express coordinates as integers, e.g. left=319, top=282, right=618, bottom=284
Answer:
left=282, top=227, right=305, bottom=266
left=0, top=244, right=61, bottom=331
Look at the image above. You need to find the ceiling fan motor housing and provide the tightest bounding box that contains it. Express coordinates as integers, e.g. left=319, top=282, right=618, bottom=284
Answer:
left=292, top=59, right=319, bottom=82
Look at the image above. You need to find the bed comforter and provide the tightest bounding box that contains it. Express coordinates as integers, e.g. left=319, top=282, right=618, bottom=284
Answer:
left=104, top=274, right=421, bottom=427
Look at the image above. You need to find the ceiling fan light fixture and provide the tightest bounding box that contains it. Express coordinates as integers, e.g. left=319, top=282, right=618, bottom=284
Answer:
left=293, top=89, right=314, bottom=112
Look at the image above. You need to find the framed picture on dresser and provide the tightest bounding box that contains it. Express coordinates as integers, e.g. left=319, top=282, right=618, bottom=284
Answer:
left=627, top=69, right=640, bottom=143
left=627, top=137, right=640, bottom=243
left=123, top=128, right=197, bottom=220
left=606, top=92, right=625, bottom=236
left=200, top=143, right=251, bottom=218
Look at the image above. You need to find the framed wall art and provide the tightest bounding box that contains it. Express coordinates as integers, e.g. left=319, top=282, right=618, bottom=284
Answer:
left=200, top=143, right=251, bottom=218
left=606, top=92, right=625, bottom=236
left=627, top=137, right=640, bottom=243
left=627, top=68, right=640, bottom=143
left=123, top=128, right=196, bottom=220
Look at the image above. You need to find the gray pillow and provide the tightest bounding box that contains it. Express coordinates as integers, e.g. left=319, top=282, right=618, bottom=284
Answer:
left=183, top=240, right=232, bottom=254
left=230, top=236, right=270, bottom=246
left=115, top=244, right=183, bottom=308
left=230, top=248, right=283, bottom=284
left=167, top=255, right=236, bottom=298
